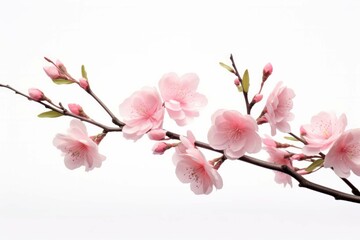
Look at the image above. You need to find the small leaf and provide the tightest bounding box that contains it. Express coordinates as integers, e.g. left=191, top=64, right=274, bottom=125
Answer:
left=52, top=78, right=74, bottom=85
left=284, top=136, right=300, bottom=141
left=305, top=159, right=324, bottom=172
left=81, top=65, right=88, bottom=80
left=237, top=85, right=243, bottom=92
left=37, top=110, right=63, bottom=118
left=219, top=62, right=234, bottom=73
left=242, top=69, right=249, bottom=93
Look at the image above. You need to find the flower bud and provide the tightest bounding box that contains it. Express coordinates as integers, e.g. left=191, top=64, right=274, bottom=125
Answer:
left=147, top=129, right=167, bottom=140
left=43, top=66, right=61, bottom=80
left=152, top=142, right=170, bottom=155
left=262, top=63, right=273, bottom=82
left=252, top=94, right=263, bottom=103
left=234, top=78, right=240, bottom=86
left=291, top=154, right=307, bottom=160
left=28, top=88, right=45, bottom=101
left=68, top=103, right=89, bottom=118
left=79, top=77, right=89, bottom=90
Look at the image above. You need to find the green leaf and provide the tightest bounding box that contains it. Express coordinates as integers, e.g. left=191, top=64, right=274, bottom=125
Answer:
left=237, top=85, right=243, bottom=92
left=81, top=65, right=88, bottom=80
left=305, top=159, right=324, bottom=172
left=37, top=110, right=63, bottom=118
left=52, top=78, right=74, bottom=85
left=219, top=62, right=234, bottom=73
left=242, top=69, right=249, bottom=93
left=284, top=136, right=300, bottom=141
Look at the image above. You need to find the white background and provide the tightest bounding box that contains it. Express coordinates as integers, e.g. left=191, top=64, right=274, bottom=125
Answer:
left=1, top=0, right=360, bottom=239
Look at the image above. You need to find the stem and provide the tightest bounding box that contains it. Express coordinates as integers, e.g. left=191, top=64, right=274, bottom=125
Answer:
left=230, top=54, right=251, bottom=114
left=0, top=84, right=121, bottom=133
left=87, top=87, right=125, bottom=128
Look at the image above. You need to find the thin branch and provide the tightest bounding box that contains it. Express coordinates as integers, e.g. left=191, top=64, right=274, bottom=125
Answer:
left=0, top=84, right=121, bottom=133
left=87, top=87, right=125, bottom=128
left=230, top=54, right=251, bottom=114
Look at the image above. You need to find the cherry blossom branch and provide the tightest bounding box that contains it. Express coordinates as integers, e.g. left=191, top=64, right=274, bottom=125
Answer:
left=0, top=84, right=121, bottom=133
left=166, top=130, right=360, bottom=203
left=288, top=132, right=360, bottom=196
left=43, top=57, right=124, bottom=128
left=85, top=87, right=124, bottom=128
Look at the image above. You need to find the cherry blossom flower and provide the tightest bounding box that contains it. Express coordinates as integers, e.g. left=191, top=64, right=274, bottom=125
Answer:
left=263, top=82, right=295, bottom=136
left=173, top=148, right=223, bottom=194
left=265, top=146, right=293, bottom=187
left=324, top=129, right=360, bottom=178
left=208, top=109, right=262, bottom=159
left=119, top=87, right=165, bottom=141
left=158, top=72, right=207, bottom=126
left=301, top=112, right=347, bottom=155
left=53, top=120, right=106, bottom=171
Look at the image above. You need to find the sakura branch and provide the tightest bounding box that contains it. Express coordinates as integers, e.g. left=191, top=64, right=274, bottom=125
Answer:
left=1, top=55, right=360, bottom=204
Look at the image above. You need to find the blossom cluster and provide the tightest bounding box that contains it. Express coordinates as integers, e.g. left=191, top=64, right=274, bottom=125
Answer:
left=6, top=56, right=360, bottom=197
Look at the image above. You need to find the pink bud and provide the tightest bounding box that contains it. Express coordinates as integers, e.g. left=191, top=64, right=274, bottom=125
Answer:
left=147, top=129, right=167, bottom=140
left=234, top=78, right=240, bottom=86
left=252, top=94, right=263, bottom=103
left=79, top=77, right=89, bottom=90
left=152, top=142, right=169, bottom=155
left=291, top=154, right=306, bottom=160
left=43, top=66, right=61, bottom=80
left=28, top=88, right=45, bottom=101
left=262, top=63, right=273, bottom=81
left=68, top=103, right=89, bottom=118
left=68, top=103, right=82, bottom=115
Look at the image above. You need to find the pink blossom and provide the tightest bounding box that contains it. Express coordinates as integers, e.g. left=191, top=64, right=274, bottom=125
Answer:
left=119, top=87, right=165, bottom=141
left=265, top=146, right=293, bottom=187
left=159, top=72, right=207, bottom=126
left=301, top=112, right=347, bottom=155
left=173, top=148, right=223, bottom=194
left=324, top=129, right=360, bottom=178
left=152, top=142, right=170, bottom=155
left=264, top=82, right=295, bottom=136
left=208, top=109, right=262, bottom=159
left=147, top=129, right=167, bottom=140
left=53, top=120, right=106, bottom=171
left=28, top=88, right=45, bottom=101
